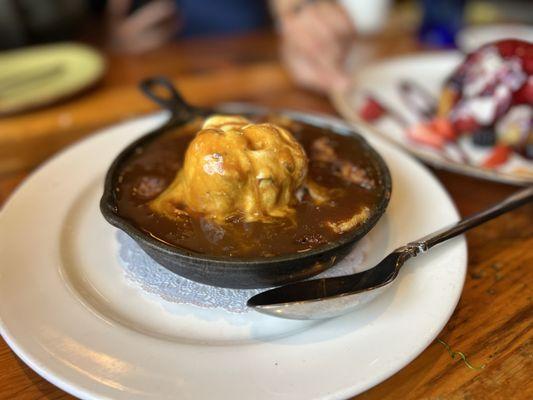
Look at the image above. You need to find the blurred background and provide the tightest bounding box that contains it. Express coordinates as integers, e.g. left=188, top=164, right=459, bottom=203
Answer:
left=1, top=0, right=532, bottom=50
left=1, top=0, right=532, bottom=89
left=0, top=0, right=532, bottom=175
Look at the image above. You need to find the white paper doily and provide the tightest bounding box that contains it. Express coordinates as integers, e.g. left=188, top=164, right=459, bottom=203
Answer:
left=118, top=231, right=370, bottom=313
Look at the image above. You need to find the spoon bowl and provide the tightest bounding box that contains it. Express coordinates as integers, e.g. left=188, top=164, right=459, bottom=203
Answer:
left=247, top=250, right=406, bottom=319
left=250, top=285, right=391, bottom=320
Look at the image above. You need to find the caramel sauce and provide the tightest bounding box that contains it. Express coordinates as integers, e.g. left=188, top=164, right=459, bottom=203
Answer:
left=115, top=117, right=383, bottom=258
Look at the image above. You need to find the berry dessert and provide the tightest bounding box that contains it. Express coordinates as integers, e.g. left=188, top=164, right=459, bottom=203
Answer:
left=358, top=39, right=532, bottom=170
left=437, top=39, right=532, bottom=164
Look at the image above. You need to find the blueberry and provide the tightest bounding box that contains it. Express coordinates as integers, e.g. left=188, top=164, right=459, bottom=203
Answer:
left=472, top=127, right=496, bottom=147
left=522, top=142, right=533, bottom=160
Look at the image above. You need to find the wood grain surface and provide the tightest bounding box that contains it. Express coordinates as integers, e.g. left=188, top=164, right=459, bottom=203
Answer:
left=0, top=29, right=531, bottom=400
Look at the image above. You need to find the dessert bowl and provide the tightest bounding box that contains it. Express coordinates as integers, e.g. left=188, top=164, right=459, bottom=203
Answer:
left=100, top=77, right=392, bottom=288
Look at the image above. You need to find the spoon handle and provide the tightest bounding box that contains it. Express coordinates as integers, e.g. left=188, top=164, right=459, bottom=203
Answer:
left=408, top=186, right=533, bottom=253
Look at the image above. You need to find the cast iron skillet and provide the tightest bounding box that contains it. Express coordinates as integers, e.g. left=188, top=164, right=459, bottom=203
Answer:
left=100, top=77, right=392, bottom=289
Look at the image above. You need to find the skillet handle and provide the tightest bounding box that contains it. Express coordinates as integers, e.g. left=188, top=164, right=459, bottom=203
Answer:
left=139, top=76, right=199, bottom=121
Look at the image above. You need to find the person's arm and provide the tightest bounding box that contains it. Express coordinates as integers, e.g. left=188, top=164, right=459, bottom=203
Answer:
left=271, top=0, right=356, bottom=93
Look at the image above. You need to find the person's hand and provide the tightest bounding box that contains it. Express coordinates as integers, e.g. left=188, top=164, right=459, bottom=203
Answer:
left=106, top=0, right=180, bottom=54
left=273, top=0, right=356, bottom=93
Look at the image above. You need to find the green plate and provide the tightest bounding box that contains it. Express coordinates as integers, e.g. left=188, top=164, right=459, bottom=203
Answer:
left=0, top=42, right=105, bottom=115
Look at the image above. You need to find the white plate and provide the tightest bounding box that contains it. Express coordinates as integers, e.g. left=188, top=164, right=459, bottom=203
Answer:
left=0, top=111, right=466, bottom=399
left=332, top=51, right=533, bottom=185
left=457, top=24, right=533, bottom=53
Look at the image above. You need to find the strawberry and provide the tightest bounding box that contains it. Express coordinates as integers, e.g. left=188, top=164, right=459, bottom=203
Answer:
left=513, top=77, right=533, bottom=105
left=481, top=145, right=512, bottom=168
left=453, top=115, right=479, bottom=134
left=359, top=96, right=386, bottom=122
left=407, top=122, right=446, bottom=149
left=429, top=117, right=457, bottom=141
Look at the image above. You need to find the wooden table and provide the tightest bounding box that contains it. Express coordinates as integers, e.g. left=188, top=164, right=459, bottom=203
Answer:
left=0, top=30, right=532, bottom=400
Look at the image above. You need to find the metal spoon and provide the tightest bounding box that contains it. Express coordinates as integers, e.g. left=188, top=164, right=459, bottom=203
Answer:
left=247, top=186, right=533, bottom=320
